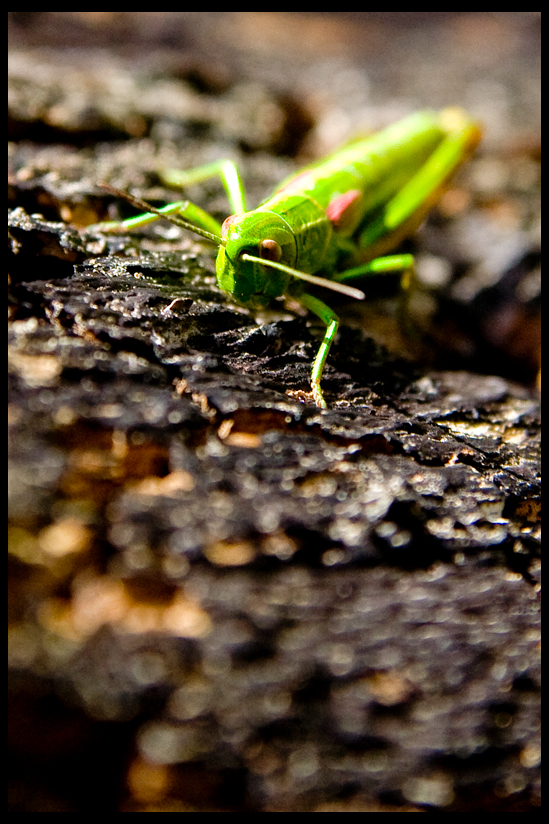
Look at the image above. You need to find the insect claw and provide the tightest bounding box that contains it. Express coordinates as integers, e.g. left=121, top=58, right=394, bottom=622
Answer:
left=312, top=385, right=328, bottom=409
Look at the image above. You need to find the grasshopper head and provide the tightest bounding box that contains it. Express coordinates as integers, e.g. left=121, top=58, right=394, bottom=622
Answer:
left=216, top=211, right=297, bottom=308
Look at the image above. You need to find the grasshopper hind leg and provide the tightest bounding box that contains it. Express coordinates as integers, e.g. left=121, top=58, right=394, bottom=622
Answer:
left=357, top=108, right=482, bottom=259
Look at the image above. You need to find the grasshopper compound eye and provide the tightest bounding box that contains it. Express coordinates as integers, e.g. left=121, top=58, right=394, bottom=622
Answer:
left=259, top=239, right=282, bottom=263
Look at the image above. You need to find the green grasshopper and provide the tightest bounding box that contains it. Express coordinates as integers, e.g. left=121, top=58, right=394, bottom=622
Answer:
left=91, top=108, right=481, bottom=407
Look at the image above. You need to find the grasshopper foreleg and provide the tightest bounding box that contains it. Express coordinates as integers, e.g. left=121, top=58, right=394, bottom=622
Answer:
left=88, top=159, right=247, bottom=238
left=298, top=293, right=340, bottom=409
left=90, top=198, right=223, bottom=238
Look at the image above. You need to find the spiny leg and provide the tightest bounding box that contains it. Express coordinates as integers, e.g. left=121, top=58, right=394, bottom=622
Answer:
left=298, top=293, right=340, bottom=409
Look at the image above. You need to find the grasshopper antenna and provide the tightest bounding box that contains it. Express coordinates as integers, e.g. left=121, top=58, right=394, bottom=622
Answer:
left=241, top=254, right=365, bottom=301
left=98, top=183, right=224, bottom=246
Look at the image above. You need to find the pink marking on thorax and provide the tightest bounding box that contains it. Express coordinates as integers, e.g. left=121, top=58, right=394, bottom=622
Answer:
left=275, top=170, right=315, bottom=196
left=221, top=215, right=238, bottom=238
left=326, top=190, right=363, bottom=230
